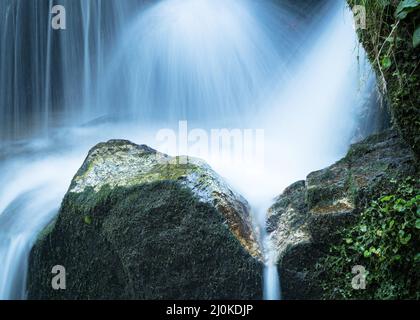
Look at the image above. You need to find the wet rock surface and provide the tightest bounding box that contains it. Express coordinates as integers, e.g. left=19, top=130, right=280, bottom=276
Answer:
left=28, top=140, right=262, bottom=299
left=267, top=129, right=416, bottom=299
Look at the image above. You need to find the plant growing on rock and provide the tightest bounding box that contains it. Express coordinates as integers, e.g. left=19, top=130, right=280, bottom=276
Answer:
left=318, top=177, right=419, bottom=299
left=347, top=0, right=420, bottom=156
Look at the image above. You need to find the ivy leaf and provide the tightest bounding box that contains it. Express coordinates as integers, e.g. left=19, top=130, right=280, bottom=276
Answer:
left=364, top=250, right=371, bottom=258
left=389, top=220, right=396, bottom=228
left=413, top=26, right=420, bottom=48
left=400, top=233, right=412, bottom=245
left=380, top=195, right=394, bottom=202
left=395, top=0, right=420, bottom=20
left=415, top=219, right=420, bottom=229
left=381, top=56, right=392, bottom=70
left=393, top=204, right=405, bottom=212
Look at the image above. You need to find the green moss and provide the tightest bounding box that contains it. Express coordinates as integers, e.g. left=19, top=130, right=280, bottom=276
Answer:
left=72, top=152, right=212, bottom=193
left=141, top=161, right=201, bottom=183
left=345, top=142, right=372, bottom=160
left=83, top=215, right=92, bottom=225
left=345, top=173, right=359, bottom=204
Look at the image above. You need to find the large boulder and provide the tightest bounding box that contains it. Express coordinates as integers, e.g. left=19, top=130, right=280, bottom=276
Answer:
left=267, top=129, right=416, bottom=299
left=28, top=140, right=262, bottom=299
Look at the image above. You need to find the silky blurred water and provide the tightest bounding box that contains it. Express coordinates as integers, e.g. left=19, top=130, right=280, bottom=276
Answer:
left=0, top=0, right=374, bottom=299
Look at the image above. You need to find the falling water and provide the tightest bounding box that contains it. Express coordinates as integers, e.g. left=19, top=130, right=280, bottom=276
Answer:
left=0, top=153, right=82, bottom=299
left=0, top=0, right=377, bottom=300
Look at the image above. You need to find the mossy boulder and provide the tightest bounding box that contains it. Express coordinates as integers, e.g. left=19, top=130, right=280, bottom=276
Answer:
left=267, top=129, right=416, bottom=299
left=27, top=140, right=262, bottom=299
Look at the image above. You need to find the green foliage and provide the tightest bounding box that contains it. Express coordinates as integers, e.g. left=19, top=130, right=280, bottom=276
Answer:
left=317, top=178, right=420, bottom=299
left=347, top=0, right=420, bottom=156
left=395, top=0, right=420, bottom=20
left=381, top=55, right=392, bottom=69
left=395, top=0, right=420, bottom=47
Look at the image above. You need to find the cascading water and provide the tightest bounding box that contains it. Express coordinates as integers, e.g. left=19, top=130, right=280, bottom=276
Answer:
left=0, top=152, right=83, bottom=299
left=0, top=0, right=376, bottom=300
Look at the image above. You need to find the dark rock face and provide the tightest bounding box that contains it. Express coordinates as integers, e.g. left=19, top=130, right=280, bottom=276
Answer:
left=267, top=129, right=416, bottom=299
left=28, top=141, right=262, bottom=300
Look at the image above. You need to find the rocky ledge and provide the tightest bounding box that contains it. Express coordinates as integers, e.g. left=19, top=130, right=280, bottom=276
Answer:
left=266, top=129, right=417, bottom=299
left=27, top=140, right=262, bottom=299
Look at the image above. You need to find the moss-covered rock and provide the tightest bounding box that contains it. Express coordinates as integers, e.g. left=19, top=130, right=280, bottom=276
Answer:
left=347, top=0, right=420, bottom=157
left=267, top=129, right=416, bottom=299
left=270, top=1, right=420, bottom=299
left=27, top=140, right=262, bottom=299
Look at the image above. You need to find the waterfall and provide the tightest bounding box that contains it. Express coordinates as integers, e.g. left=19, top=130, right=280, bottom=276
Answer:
left=0, top=0, right=332, bottom=142
left=0, top=0, right=376, bottom=300
left=0, top=0, right=140, bottom=142
left=0, top=149, right=84, bottom=299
